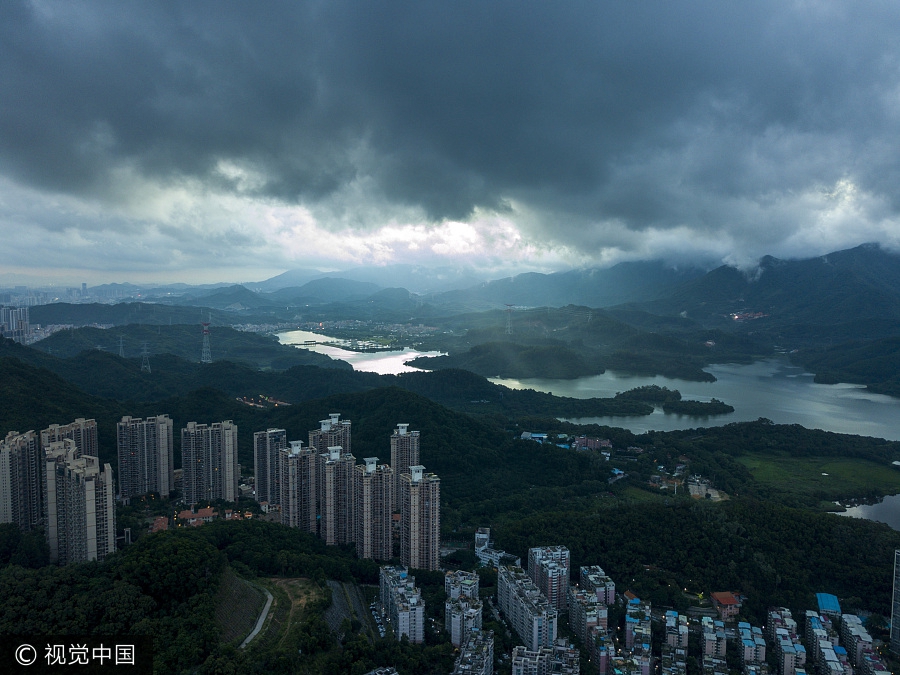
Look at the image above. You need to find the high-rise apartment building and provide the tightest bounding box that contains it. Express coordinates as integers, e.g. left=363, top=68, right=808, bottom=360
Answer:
left=182, top=420, right=239, bottom=506
left=280, top=441, right=317, bottom=534
left=0, top=306, right=30, bottom=342
left=355, top=457, right=393, bottom=560
left=309, top=414, right=351, bottom=525
left=44, top=440, right=115, bottom=564
left=318, top=446, right=356, bottom=545
left=254, top=428, right=287, bottom=505
left=399, top=465, right=440, bottom=571
left=308, top=413, right=351, bottom=453
left=390, top=424, right=419, bottom=510
left=41, top=418, right=98, bottom=458
left=0, top=430, right=41, bottom=530
left=117, top=415, right=174, bottom=501
left=528, top=546, right=570, bottom=613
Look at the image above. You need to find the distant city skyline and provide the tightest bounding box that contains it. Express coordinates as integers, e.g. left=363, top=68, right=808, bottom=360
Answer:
left=3, top=2, right=900, bottom=285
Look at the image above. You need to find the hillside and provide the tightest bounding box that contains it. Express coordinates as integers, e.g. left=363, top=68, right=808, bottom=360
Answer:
left=794, top=336, right=900, bottom=397
left=429, top=260, right=705, bottom=310
left=30, top=323, right=347, bottom=371
left=633, top=244, right=900, bottom=343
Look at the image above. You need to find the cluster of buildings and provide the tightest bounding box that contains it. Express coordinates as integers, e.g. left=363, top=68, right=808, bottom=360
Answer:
left=379, top=565, right=494, bottom=675
left=0, top=413, right=240, bottom=565
left=768, top=602, right=889, bottom=675
left=1, top=410, right=443, bottom=571
left=1, top=419, right=115, bottom=565
left=0, top=306, right=32, bottom=343
left=497, top=545, right=580, bottom=674
left=255, top=416, right=441, bottom=570
left=484, top=538, right=894, bottom=675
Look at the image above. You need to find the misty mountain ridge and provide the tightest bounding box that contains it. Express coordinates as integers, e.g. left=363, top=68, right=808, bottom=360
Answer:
left=36, top=244, right=900, bottom=334
left=639, top=243, right=900, bottom=327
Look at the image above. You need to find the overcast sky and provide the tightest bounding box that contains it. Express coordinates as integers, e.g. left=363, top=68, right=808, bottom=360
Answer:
left=3, top=0, right=900, bottom=285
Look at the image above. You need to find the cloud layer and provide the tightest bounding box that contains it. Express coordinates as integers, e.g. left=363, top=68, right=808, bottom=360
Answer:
left=3, top=0, right=900, bottom=282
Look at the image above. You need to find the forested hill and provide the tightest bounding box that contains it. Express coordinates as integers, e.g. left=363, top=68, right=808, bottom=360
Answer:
left=1, top=336, right=653, bottom=418
left=629, top=243, right=900, bottom=342
left=30, top=323, right=347, bottom=371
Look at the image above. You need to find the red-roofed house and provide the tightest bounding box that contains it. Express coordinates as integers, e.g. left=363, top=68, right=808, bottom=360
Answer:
left=711, top=591, right=742, bottom=619
left=150, top=516, right=169, bottom=533
left=176, top=507, right=218, bottom=527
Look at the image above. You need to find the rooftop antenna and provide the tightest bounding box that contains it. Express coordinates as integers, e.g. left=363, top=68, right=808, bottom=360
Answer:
left=118, top=336, right=125, bottom=358
left=505, top=304, right=514, bottom=335
left=140, top=342, right=151, bottom=373
left=201, top=314, right=212, bottom=364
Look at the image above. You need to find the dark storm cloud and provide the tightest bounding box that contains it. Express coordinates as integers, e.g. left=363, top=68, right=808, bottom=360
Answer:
left=3, top=0, right=900, bottom=254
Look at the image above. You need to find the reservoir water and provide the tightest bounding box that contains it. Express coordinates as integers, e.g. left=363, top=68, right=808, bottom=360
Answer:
left=841, top=495, right=900, bottom=531
left=277, top=329, right=445, bottom=375
left=279, top=330, right=900, bottom=441
left=491, top=359, right=900, bottom=440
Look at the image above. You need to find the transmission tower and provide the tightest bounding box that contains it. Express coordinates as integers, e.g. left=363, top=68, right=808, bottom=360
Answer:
left=140, top=342, right=151, bottom=373
left=118, top=336, right=125, bottom=358
left=505, top=304, right=514, bottom=335
left=200, top=318, right=212, bottom=364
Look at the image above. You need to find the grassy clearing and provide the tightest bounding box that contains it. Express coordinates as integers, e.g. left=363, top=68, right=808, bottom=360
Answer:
left=618, top=485, right=672, bottom=503
left=737, top=453, right=900, bottom=501
left=250, top=577, right=324, bottom=652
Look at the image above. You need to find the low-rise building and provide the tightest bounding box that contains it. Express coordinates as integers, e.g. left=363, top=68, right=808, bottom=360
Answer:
left=625, top=597, right=652, bottom=651
left=528, top=546, right=570, bottom=614
left=447, top=596, right=483, bottom=647
left=711, top=591, right=742, bottom=620
left=580, top=565, right=615, bottom=605
left=447, top=569, right=480, bottom=599
left=588, top=628, right=613, bottom=675
left=511, top=639, right=579, bottom=675
left=738, top=622, right=766, bottom=665
left=380, top=565, right=425, bottom=643
left=702, top=617, right=727, bottom=659
left=768, top=608, right=807, bottom=675
left=567, top=585, right=608, bottom=646
left=839, top=615, right=873, bottom=667
left=452, top=630, right=494, bottom=675
left=661, top=611, right=689, bottom=675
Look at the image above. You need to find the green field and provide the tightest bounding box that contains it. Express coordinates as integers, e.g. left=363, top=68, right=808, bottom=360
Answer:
left=737, top=453, right=900, bottom=503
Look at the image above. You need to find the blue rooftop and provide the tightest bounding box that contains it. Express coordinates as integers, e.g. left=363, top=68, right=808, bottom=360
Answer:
left=816, top=593, right=841, bottom=614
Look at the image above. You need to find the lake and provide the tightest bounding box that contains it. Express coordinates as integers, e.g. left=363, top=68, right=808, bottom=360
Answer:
left=277, top=329, right=445, bottom=375
left=491, top=358, right=900, bottom=440
left=841, top=494, right=900, bottom=531
left=279, top=329, right=900, bottom=441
